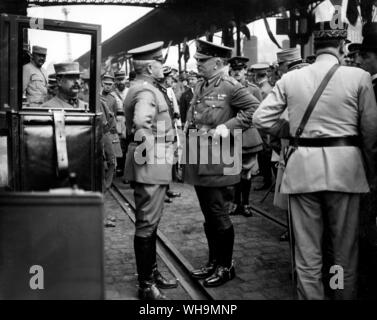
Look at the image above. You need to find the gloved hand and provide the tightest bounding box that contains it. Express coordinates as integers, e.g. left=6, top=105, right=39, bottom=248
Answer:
left=213, top=124, right=230, bottom=139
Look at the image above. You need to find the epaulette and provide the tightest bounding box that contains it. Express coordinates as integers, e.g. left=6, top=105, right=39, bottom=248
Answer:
left=220, top=74, right=238, bottom=86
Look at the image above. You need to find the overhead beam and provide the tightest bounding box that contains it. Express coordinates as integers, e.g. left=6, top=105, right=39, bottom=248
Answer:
left=27, top=0, right=171, bottom=8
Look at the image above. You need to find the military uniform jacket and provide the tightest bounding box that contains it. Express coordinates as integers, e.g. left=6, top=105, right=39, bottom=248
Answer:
left=253, top=54, right=377, bottom=194
left=124, top=74, right=174, bottom=185
left=23, top=62, right=48, bottom=105
left=241, top=80, right=263, bottom=153
left=41, top=96, right=88, bottom=110
left=179, top=88, right=194, bottom=124
left=184, top=70, right=260, bottom=187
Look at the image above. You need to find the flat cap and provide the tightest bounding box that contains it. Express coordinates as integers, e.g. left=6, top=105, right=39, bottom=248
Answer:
left=48, top=74, right=56, bottom=85
left=32, top=45, right=47, bottom=55
left=194, top=39, right=232, bottom=59
left=228, top=56, right=249, bottom=69
left=54, top=62, right=81, bottom=75
left=313, top=21, right=348, bottom=41
left=128, top=41, right=164, bottom=62
left=277, top=48, right=301, bottom=63
left=114, top=71, right=126, bottom=79
left=163, top=66, right=172, bottom=77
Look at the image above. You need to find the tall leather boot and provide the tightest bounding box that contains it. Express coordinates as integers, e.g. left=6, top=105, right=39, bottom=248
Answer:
left=191, top=223, right=217, bottom=279
left=150, top=229, right=178, bottom=289
left=134, top=235, right=167, bottom=300
left=203, top=226, right=236, bottom=287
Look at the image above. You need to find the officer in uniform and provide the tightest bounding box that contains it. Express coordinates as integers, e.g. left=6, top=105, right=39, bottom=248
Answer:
left=253, top=21, right=377, bottom=299
left=78, top=69, right=90, bottom=103
left=110, top=71, right=128, bottom=176
left=354, top=22, right=377, bottom=297
left=101, top=73, right=122, bottom=179
left=42, top=62, right=87, bottom=110
left=227, top=56, right=263, bottom=216
left=124, top=42, right=178, bottom=300
left=179, top=70, right=198, bottom=124
left=250, top=63, right=273, bottom=100
left=272, top=48, right=309, bottom=241
left=46, top=73, right=58, bottom=100
left=23, top=45, right=48, bottom=107
left=248, top=63, right=274, bottom=191
left=185, top=39, right=260, bottom=287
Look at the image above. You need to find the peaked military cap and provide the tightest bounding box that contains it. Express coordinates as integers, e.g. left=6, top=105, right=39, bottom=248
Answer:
left=48, top=74, right=56, bottom=85
left=249, top=63, right=269, bottom=72
left=313, top=21, right=348, bottom=40
left=32, top=45, right=47, bottom=55
left=187, top=70, right=198, bottom=78
left=163, top=66, right=172, bottom=77
left=54, top=62, right=81, bottom=75
left=228, top=56, right=249, bottom=69
left=194, top=39, right=233, bottom=59
left=128, top=41, right=164, bottom=62
left=277, top=48, right=302, bottom=63
left=360, top=22, right=377, bottom=51
left=114, top=71, right=126, bottom=79
left=102, top=73, right=114, bottom=83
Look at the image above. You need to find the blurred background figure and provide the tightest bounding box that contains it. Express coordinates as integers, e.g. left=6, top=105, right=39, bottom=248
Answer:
left=78, top=69, right=90, bottom=102
left=23, top=45, right=48, bottom=107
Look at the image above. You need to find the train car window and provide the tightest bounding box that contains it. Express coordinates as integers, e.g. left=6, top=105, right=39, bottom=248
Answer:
left=21, top=28, right=91, bottom=111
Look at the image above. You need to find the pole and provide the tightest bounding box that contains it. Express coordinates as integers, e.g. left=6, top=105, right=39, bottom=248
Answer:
left=178, top=44, right=182, bottom=73
left=236, top=17, right=241, bottom=56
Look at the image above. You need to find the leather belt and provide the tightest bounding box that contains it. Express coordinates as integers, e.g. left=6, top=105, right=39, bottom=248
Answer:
left=289, top=136, right=360, bottom=147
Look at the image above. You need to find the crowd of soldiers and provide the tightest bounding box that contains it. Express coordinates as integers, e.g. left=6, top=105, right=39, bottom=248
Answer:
left=22, top=17, right=377, bottom=301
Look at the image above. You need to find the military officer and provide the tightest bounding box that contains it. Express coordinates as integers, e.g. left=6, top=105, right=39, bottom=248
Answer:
left=110, top=71, right=129, bottom=176
left=250, top=63, right=273, bottom=99
left=272, top=48, right=309, bottom=241
left=23, top=45, right=48, bottom=107
left=354, top=22, right=377, bottom=297
left=229, top=56, right=263, bottom=101
left=123, top=42, right=178, bottom=300
left=179, top=70, right=198, bottom=124
left=227, top=56, right=263, bottom=216
left=42, top=62, right=87, bottom=110
left=184, top=39, right=260, bottom=287
left=253, top=21, right=377, bottom=299
left=46, top=73, right=58, bottom=100
left=78, top=69, right=90, bottom=103
left=101, top=73, right=122, bottom=178
left=355, top=22, right=377, bottom=101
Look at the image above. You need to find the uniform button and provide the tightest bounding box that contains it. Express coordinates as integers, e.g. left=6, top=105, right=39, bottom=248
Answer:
left=194, top=111, right=198, bottom=115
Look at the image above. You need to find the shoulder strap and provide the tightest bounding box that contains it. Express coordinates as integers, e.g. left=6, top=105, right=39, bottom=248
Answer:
left=294, top=64, right=339, bottom=142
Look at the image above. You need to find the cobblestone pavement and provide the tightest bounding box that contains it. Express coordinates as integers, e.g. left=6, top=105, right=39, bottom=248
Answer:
left=105, top=176, right=296, bottom=300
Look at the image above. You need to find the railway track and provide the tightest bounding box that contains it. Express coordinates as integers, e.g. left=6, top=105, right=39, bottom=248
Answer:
left=109, top=183, right=214, bottom=300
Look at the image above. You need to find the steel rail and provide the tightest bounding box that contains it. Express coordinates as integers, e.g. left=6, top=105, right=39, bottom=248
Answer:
left=109, top=184, right=213, bottom=300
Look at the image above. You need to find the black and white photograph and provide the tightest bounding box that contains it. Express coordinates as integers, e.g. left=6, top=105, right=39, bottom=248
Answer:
left=0, top=0, right=377, bottom=306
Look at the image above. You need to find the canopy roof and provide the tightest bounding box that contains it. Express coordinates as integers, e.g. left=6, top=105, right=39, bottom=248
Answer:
left=72, top=0, right=319, bottom=66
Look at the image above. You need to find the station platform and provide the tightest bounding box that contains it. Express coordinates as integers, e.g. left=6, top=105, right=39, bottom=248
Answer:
left=104, top=176, right=295, bottom=300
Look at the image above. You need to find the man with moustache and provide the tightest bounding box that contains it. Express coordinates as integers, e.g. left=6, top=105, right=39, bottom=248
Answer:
left=23, top=45, right=48, bottom=107
left=124, top=42, right=178, bottom=300
left=42, top=62, right=87, bottom=110
left=185, top=40, right=259, bottom=287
